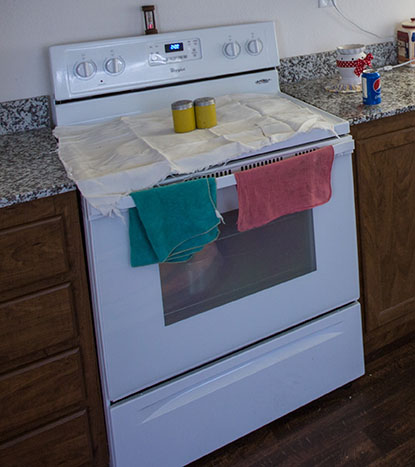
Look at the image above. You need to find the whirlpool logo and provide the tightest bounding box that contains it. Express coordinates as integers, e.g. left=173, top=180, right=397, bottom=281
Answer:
left=255, top=79, right=272, bottom=85
left=170, top=67, right=186, bottom=73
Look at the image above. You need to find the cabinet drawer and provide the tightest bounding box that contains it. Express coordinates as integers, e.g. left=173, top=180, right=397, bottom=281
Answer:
left=0, top=285, right=77, bottom=372
left=0, top=350, right=85, bottom=440
left=0, top=411, right=93, bottom=467
left=0, top=216, right=69, bottom=293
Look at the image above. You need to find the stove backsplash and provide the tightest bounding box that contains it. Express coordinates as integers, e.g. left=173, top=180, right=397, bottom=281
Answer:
left=0, top=41, right=396, bottom=136
left=0, top=95, right=50, bottom=136
left=278, top=41, right=397, bottom=84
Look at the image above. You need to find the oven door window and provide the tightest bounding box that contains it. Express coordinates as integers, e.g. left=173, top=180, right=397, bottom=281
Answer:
left=160, top=209, right=316, bottom=325
left=159, top=208, right=316, bottom=325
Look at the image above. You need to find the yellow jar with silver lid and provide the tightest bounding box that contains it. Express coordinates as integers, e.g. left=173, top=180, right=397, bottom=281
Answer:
left=171, top=100, right=196, bottom=133
left=194, top=97, right=217, bottom=129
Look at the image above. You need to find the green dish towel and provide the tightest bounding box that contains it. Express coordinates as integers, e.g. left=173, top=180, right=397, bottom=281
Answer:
left=129, top=178, right=221, bottom=266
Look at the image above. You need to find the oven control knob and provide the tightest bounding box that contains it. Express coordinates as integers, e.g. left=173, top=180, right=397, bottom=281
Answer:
left=223, top=41, right=241, bottom=59
left=104, top=57, right=125, bottom=75
left=74, top=60, right=97, bottom=79
left=246, top=39, right=263, bottom=56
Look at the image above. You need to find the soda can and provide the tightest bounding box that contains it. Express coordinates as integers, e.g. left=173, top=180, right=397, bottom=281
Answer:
left=362, top=69, right=381, bottom=105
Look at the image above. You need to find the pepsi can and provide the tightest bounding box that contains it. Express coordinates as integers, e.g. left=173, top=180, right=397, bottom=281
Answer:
left=362, top=69, right=381, bottom=105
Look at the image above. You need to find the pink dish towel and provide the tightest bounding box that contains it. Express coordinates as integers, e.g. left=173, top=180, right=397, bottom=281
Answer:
left=235, top=145, right=335, bottom=232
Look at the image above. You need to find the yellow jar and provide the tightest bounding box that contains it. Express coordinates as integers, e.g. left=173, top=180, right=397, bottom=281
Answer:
left=171, top=100, right=196, bottom=133
left=194, top=97, right=217, bottom=129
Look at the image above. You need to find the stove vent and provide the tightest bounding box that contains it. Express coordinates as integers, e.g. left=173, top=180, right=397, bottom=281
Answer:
left=180, top=147, right=319, bottom=183
left=161, top=145, right=323, bottom=187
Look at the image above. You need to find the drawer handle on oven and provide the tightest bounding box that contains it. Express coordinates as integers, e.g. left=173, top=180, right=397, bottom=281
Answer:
left=141, top=326, right=342, bottom=424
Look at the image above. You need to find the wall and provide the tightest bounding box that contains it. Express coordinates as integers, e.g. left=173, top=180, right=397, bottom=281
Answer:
left=1, top=0, right=413, bottom=102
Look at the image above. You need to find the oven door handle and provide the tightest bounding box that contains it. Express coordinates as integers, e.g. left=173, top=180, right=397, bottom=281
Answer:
left=216, top=174, right=236, bottom=189
left=114, top=174, right=236, bottom=211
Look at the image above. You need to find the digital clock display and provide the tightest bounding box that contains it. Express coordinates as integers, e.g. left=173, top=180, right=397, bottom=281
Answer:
left=165, top=42, right=184, bottom=53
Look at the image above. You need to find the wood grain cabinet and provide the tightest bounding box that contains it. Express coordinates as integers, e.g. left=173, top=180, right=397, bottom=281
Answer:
left=351, top=112, right=415, bottom=354
left=0, top=191, right=108, bottom=466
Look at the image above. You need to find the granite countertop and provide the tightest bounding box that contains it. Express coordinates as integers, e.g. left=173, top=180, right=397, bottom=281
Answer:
left=2, top=65, right=415, bottom=209
left=281, top=67, right=415, bottom=126
left=0, top=127, right=75, bottom=208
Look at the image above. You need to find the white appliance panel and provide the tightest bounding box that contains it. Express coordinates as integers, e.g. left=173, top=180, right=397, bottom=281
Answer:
left=109, top=303, right=364, bottom=467
left=49, top=22, right=279, bottom=101
left=84, top=138, right=359, bottom=401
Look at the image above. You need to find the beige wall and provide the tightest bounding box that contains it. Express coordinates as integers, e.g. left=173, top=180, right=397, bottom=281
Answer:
left=0, top=0, right=413, bottom=101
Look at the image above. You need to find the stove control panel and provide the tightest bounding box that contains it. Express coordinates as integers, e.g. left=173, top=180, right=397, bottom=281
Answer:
left=49, top=22, right=279, bottom=101
left=148, top=38, right=202, bottom=66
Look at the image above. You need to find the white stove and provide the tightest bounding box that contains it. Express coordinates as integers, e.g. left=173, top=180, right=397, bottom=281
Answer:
left=50, top=22, right=364, bottom=467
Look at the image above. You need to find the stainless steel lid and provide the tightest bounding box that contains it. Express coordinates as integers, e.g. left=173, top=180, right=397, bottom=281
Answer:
left=194, top=97, right=215, bottom=107
left=171, top=100, right=193, bottom=110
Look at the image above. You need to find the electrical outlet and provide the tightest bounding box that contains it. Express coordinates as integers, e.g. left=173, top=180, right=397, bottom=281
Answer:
left=318, top=0, right=332, bottom=7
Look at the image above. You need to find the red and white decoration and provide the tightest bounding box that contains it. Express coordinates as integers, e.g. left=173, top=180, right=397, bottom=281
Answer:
left=336, top=44, right=371, bottom=87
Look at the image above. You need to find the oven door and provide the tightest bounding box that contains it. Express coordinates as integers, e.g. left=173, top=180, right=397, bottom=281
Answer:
left=84, top=136, right=359, bottom=402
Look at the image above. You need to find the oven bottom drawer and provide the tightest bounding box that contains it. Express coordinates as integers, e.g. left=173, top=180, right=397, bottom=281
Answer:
left=109, top=302, right=364, bottom=467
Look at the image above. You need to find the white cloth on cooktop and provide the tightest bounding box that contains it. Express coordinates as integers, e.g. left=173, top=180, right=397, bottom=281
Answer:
left=54, top=93, right=338, bottom=216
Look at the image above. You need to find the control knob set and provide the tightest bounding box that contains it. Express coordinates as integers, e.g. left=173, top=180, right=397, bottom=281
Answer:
left=73, top=35, right=264, bottom=79
left=222, top=38, right=263, bottom=59
left=74, top=57, right=125, bottom=79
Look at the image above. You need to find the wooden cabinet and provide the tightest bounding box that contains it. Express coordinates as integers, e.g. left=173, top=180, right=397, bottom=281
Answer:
left=351, top=112, right=415, bottom=354
left=0, top=192, right=108, bottom=466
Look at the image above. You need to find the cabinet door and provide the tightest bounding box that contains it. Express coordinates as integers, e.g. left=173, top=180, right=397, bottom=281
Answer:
left=0, top=192, right=108, bottom=466
left=355, top=127, right=415, bottom=332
